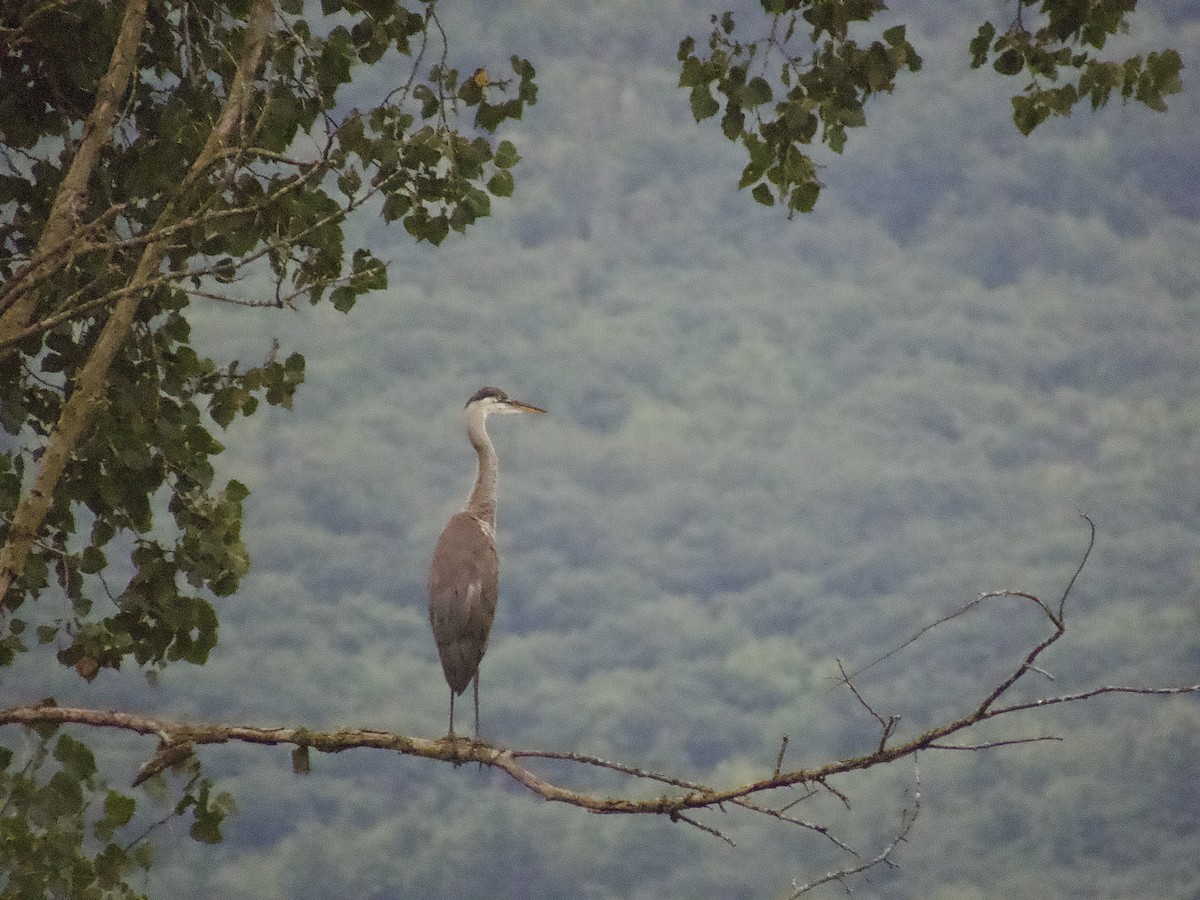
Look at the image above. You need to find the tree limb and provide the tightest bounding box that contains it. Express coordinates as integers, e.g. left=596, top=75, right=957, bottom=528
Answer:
left=4, top=520, right=1195, bottom=894
left=788, top=763, right=921, bottom=898
left=3, top=676, right=1196, bottom=817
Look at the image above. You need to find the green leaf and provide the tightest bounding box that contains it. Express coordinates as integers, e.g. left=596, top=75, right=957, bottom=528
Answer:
left=94, top=843, right=134, bottom=888
left=970, top=22, right=997, bottom=68
left=839, top=104, right=867, bottom=129
left=742, top=76, right=772, bottom=107
left=54, top=734, right=96, bottom=781
left=1012, top=94, right=1050, bottom=135
left=690, top=86, right=720, bottom=121
left=186, top=781, right=233, bottom=844
left=1137, top=49, right=1183, bottom=111
left=790, top=180, right=821, bottom=213
left=94, top=790, right=137, bottom=840
left=330, top=285, right=357, bottom=312
left=33, top=770, right=85, bottom=822
left=337, top=168, right=362, bottom=196
left=750, top=183, right=775, bottom=206
left=105, top=790, right=137, bottom=827
left=404, top=209, right=449, bottom=245
left=190, top=814, right=223, bottom=844
left=487, top=170, right=514, bottom=197
left=678, top=55, right=707, bottom=89
left=225, top=479, right=250, bottom=504
left=79, top=546, right=107, bottom=574
left=865, top=43, right=895, bottom=92
left=494, top=140, right=521, bottom=169
left=721, top=104, right=745, bottom=141
left=382, top=192, right=412, bottom=222
left=994, top=49, right=1024, bottom=76
left=412, top=83, right=438, bottom=119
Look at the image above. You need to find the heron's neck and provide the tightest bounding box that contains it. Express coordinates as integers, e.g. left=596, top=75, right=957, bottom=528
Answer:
left=465, top=409, right=498, bottom=527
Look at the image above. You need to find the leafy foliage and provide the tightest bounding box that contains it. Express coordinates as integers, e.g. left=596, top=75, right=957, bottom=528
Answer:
left=1, top=1, right=534, bottom=887
left=683, top=0, right=1180, bottom=209
left=0, top=719, right=235, bottom=898
left=0, top=0, right=536, bottom=679
left=967, top=0, right=1183, bottom=134
left=0, top=725, right=148, bottom=898
left=679, top=2, right=922, bottom=215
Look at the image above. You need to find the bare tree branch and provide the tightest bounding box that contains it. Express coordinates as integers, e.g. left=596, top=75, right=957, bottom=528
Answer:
left=788, top=763, right=921, bottom=898
left=928, top=736, right=1063, bottom=751
left=735, top=795, right=860, bottom=855
left=3, top=518, right=1196, bottom=895
left=989, top=683, right=1200, bottom=716
left=773, top=734, right=790, bottom=777
left=834, top=658, right=899, bottom=751
left=674, top=813, right=736, bottom=846
left=3, top=674, right=1196, bottom=820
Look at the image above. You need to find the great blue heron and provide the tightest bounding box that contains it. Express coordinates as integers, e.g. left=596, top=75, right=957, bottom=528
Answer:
left=428, top=386, right=546, bottom=740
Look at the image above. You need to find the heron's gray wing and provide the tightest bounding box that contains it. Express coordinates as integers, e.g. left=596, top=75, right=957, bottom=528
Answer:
left=428, top=512, right=499, bottom=695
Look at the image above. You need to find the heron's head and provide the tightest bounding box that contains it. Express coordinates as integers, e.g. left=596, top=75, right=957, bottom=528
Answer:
left=466, top=386, right=547, bottom=417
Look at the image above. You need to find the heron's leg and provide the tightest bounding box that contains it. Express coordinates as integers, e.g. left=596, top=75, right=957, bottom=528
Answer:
left=448, top=689, right=456, bottom=739
left=473, top=673, right=481, bottom=741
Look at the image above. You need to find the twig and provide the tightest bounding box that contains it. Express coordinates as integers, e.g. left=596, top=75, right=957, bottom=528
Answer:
left=990, top=683, right=1200, bottom=716
left=673, top=812, right=736, bottom=847
left=1058, top=512, right=1096, bottom=619
left=788, top=762, right=921, bottom=898
left=928, top=735, right=1063, bottom=751
left=774, top=734, right=790, bottom=777
left=510, top=747, right=711, bottom=793
left=736, top=796, right=860, bottom=855
left=834, top=658, right=899, bottom=750
left=816, top=778, right=851, bottom=809
left=777, top=786, right=819, bottom=813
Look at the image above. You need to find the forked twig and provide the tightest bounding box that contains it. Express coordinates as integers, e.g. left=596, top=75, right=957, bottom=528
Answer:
left=788, top=762, right=921, bottom=897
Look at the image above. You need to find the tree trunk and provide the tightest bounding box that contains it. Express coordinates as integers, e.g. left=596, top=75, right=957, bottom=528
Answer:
left=0, top=0, right=149, bottom=353
left=0, top=0, right=278, bottom=606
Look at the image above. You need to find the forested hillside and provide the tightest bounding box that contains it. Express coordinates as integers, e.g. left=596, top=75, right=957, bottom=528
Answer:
left=5, top=1, right=1198, bottom=897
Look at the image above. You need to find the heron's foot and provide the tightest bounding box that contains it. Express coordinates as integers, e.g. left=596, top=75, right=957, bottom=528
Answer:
left=438, top=731, right=476, bottom=767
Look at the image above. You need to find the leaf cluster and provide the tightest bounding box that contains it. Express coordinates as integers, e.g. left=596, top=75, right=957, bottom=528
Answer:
left=968, top=1, right=1183, bottom=134
left=682, top=0, right=1181, bottom=207
left=0, top=0, right=537, bottom=331
left=1, top=300, right=293, bottom=675
left=0, top=727, right=147, bottom=899
left=678, top=1, right=922, bottom=215
left=364, top=51, right=533, bottom=247
left=0, top=717, right=236, bottom=898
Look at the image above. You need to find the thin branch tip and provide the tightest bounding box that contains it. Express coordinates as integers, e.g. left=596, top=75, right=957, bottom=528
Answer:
left=774, top=734, right=790, bottom=777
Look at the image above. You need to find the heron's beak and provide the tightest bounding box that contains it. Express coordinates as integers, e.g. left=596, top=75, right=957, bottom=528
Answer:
left=509, top=399, right=547, bottom=414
